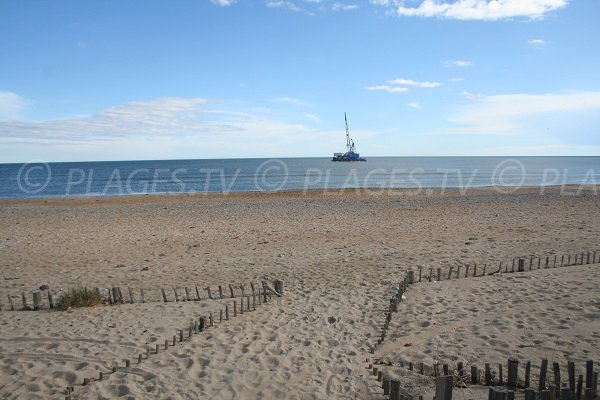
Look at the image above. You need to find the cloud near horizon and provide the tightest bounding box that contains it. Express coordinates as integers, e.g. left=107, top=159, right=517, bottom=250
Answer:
left=446, top=91, right=600, bottom=135
left=389, top=0, right=568, bottom=21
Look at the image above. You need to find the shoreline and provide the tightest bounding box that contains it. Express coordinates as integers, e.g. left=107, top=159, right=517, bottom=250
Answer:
left=0, top=184, right=597, bottom=207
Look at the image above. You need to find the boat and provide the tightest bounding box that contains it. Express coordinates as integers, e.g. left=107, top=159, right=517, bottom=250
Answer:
left=332, top=113, right=366, bottom=162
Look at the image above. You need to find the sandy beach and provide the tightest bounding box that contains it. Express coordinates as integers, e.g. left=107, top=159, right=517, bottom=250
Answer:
left=0, top=186, right=599, bottom=399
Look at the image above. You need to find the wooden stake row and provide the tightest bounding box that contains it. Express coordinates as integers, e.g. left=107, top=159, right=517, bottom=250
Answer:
left=64, top=280, right=281, bottom=400
left=374, top=273, right=410, bottom=352
left=412, top=249, right=599, bottom=284
left=2, top=280, right=265, bottom=311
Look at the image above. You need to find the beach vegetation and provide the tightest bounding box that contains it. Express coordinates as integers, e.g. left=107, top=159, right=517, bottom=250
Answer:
left=56, top=287, right=102, bottom=310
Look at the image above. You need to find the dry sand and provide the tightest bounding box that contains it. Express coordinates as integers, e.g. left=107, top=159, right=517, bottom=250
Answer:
left=0, top=187, right=598, bottom=399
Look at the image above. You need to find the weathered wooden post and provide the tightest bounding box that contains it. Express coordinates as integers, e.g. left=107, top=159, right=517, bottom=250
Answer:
left=418, top=268, right=422, bottom=282
left=586, top=360, right=593, bottom=390
left=438, top=267, right=442, bottom=281
left=577, top=375, right=583, bottom=400
left=229, top=284, right=235, bottom=298
left=508, top=358, right=519, bottom=389
left=456, top=266, right=461, bottom=278
left=173, top=288, right=180, bottom=302
left=47, top=292, right=54, bottom=309
left=407, top=270, right=415, bottom=284
left=518, top=257, right=525, bottom=272
left=161, top=288, right=168, bottom=302
left=390, top=379, right=401, bottom=400
left=485, top=363, right=492, bottom=386
left=568, top=361, right=576, bottom=394
left=540, top=359, right=549, bottom=391
left=274, top=280, right=284, bottom=295
left=448, top=267, right=453, bottom=280
left=436, top=375, right=453, bottom=400
left=111, top=287, right=122, bottom=304
left=195, top=286, right=201, bottom=300
left=429, top=267, right=433, bottom=282
left=525, top=388, right=536, bottom=400
left=465, top=265, right=470, bottom=278
left=207, top=286, right=212, bottom=299
left=32, top=291, right=42, bottom=311
left=525, top=361, right=531, bottom=388
left=553, top=362, right=561, bottom=393
left=472, top=365, right=479, bottom=384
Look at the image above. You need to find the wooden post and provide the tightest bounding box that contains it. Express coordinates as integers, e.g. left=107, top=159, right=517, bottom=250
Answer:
left=568, top=255, right=571, bottom=266
left=508, top=358, right=519, bottom=389
left=125, top=359, right=130, bottom=368
left=138, top=353, right=142, bottom=363
left=409, top=362, right=414, bottom=370
left=179, top=329, right=183, bottom=342
left=240, top=297, right=244, bottom=314
left=553, top=255, right=557, bottom=267
left=128, top=287, right=134, bottom=303
left=32, top=291, right=42, bottom=311
left=553, top=362, right=561, bottom=392
left=48, top=292, right=54, bottom=309
left=164, top=339, right=169, bottom=350
left=443, top=364, right=449, bottom=376
left=195, top=286, right=201, bottom=300
left=448, top=267, right=453, bottom=280
left=161, top=288, right=168, bottom=302
left=545, top=257, right=549, bottom=268
left=485, top=363, right=492, bottom=386
left=525, top=389, right=536, bottom=400
left=219, top=285, right=224, bottom=299
left=580, top=252, right=584, bottom=265
left=541, top=391, right=551, bottom=400
left=377, top=370, right=383, bottom=382
left=207, top=286, right=212, bottom=299
left=246, top=295, right=251, bottom=311
left=429, top=267, right=433, bottom=282
left=233, top=300, right=237, bottom=317
left=172, top=335, right=176, bottom=345
left=219, top=309, right=223, bottom=323
left=436, top=375, right=453, bottom=400
left=456, top=266, right=461, bottom=278
left=474, top=264, right=477, bottom=277
left=458, top=362, right=464, bottom=378
left=438, top=267, right=442, bottom=281
left=577, top=375, right=583, bottom=400
left=586, top=360, right=593, bottom=389
left=229, top=284, right=235, bottom=298
left=225, top=305, right=229, bottom=320
left=538, top=257, right=542, bottom=269
left=407, top=270, right=415, bottom=284
left=518, top=257, right=525, bottom=272
left=383, top=378, right=390, bottom=395
left=568, top=362, right=576, bottom=393
left=499, top=363, right=503, bottom=385
left=184, top=287, right=190, bottom=301
left=199, top=317, right=205, bottom=332
left=511, top=259, right=515, bottom=272
left=591, top=372, right=598, bottom=398
left=540, top=359, right=549, bottom=391
left=173, top=288, right=179, bottom=302
left=21, top=292, right=28, bottom=310
left=530, top=257, right=533, bottom=270
left=111, top=287, right=121, bottom=304
left=465, top=265, right=470, bottom=278
left=390, top=379, right=401, bottom=400
left=483, top=264, right=487, bottom=276
left=525, top=361, right=531, bottom=388
left=561, top=255, right=565, bottom=267
left=155, top=343, right=159, bottom=354
left=472, top=366, right=479, bottom=384
left=140, top=288, right=145, bottom=303
left=561, top=388, right=572, bottom=400
left=419, top=268, right=422, bottom=282
left=274, top=280, right=283, bottom=295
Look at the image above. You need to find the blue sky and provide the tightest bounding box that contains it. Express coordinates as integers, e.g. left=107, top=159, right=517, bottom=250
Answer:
left=0, top=0, right=599, bottom=162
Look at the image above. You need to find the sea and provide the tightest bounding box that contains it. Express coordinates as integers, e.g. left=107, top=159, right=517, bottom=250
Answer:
left=0, top=156, right=598, bottom=198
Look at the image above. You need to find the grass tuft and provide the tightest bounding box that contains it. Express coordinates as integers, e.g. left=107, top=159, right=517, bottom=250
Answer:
left=56, top=287, right=102, bottom=310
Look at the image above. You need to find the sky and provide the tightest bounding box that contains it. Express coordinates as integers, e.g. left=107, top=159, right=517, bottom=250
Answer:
left=0, top=0, right=599, bottom=162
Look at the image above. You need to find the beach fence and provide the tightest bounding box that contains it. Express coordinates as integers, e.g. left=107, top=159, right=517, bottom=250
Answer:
left=62, top=279, right=283, bottom=400
left=410, top=249, right=600, bottom=285
left=0, top=279, right=283, bottom=312
left=365, top=358, right=598, bottom=400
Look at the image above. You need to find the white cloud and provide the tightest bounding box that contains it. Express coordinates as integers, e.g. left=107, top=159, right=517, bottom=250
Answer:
left=304, top=113, right=321, bottom=122
left=266, top=0, right=303, bottom=12
left=391, top=0, right=568, bottom=21
left=528, top=39, right=546, bottom=48
left=408, top=102, right=422, bottom=109
left=443, top=60, right=473, bottom=68
left=449, top=77, right=464, bottom=82
left=387, top=78, right=442, bottom=88
left=332, top=3, right=359, bottom=11
left=448, top=91, right=600, bottom=134
left=0, top=91, right=27, bottom=121
left=271, top=97, right=312, bottom=106
left=210, top=0, right=237, bottom=6
left=365, top=85, right=410, bottom=93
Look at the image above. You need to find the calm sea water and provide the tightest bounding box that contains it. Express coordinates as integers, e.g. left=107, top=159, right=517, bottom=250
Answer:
left=0, top=157, right=598, bottom=198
